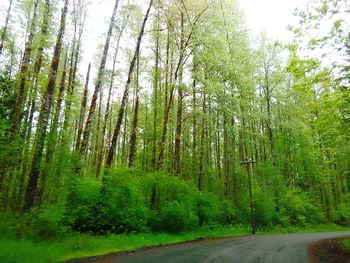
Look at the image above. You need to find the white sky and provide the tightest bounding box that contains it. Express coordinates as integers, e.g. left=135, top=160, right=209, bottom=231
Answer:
left=0, top=0, right=311, bottom=77
left=79, top=0, right=310, bottom=76
left=238, top=0, right=309, bottom=42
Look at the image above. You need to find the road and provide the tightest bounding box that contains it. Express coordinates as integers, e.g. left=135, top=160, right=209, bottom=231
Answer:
left=93, top=231, right=350, bottom=263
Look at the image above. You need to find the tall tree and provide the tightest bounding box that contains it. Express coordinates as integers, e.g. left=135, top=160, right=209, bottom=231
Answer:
left=10, top=0, right=40, bottom=137
left=80, top=0, right=120, bottom=155
left=128, top=56, right=140, bottom=167
left=24, top=0, right=69, bottom=211
left=105, top=0, right=154, bottom=171
left=0, top=0, right=14, bottom=57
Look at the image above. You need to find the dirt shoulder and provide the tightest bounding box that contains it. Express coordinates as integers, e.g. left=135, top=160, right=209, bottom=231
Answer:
left=309, top=237, right=350, bottom=263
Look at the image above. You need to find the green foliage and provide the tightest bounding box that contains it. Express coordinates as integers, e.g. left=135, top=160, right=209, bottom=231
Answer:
left=254, top=188, right=276, bottom=227
left=0, top=71, right=17, bottom=122
left=281, top=190, right=325, bottom=226
left=334, top=194, right=350, bottom=226
left=65, top=169, right=242, bottom=234
left=65, top=178, right=101, bottom=233
left=156, top=201, right=197, bottom=232
left=0, top=207, right=68, bottom=242
left=341, top=239, right=350, bottom=252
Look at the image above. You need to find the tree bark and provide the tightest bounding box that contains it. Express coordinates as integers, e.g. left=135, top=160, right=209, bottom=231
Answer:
left=128, top=56, right=140, bottom=167
left=24, top=0, right=68, bottom=211
left=10, top=0, right=40, bottom=137
left=152, top=3, right=161, bottom=170
left=80, top=0, right=120, bottom=155
left=95, top=14, right=128, bottom=177
left=198, top=92, right=206, bottom=192
left=105, top=0, right=153, bottom=171
left=75, top=63, right=91, bottom=151
left=174, top=13, right=185, bottom=175
left=0, top=0, right=14, bottom=57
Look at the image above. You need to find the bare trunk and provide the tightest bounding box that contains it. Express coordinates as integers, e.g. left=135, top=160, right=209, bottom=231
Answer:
left=10, top=0, right=40, bottom=137
left=156, top=22, right=171, bottom=170
left=152, top=5, right=161, bottom=170
left=128, top=57, right=140, bottom=167
left=198, top=93, right=206, bottom=192
left=24, top=0, right=68, bottom=211
left=105, top=0, right=153, bottom=171
left=173, top=12, right=185, bottom=175
left=45, top=47, right=69, bottom=164
left=75, top=63, right=91, bottom=151
left=0, top=0, right=14, bottom=57
left=80, top=0, right=120, bottom=154
left=95, top=16, right=127, bottom=177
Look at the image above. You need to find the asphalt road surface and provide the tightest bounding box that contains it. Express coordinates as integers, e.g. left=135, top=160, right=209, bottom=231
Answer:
left=99, top=231, right=350, bottom=263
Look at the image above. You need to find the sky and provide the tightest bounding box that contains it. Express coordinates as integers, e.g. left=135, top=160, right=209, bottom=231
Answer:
left=78, top=0, right=311, bottom=76
left=238, top=0, right=309, bottom=41
left=0, top=0, right=311, bottom=76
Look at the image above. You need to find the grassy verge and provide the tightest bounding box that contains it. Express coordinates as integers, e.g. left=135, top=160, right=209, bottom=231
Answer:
left=0, top=224, right=349, bottom=263
left=341, top=239, right=350, bottom=251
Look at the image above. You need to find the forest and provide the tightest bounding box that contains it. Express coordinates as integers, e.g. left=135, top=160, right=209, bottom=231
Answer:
left=0, top=0, right=349, bottom=261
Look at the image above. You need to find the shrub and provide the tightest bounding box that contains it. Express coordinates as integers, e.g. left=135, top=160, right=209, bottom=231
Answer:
left=281, top=190, right=325, bottom=225
left=156, top=201, right=198, bottom=232
left=253, top=188, right=276, bottom=227
left=195, top=192, right=222, bottom=226
left=65, top=177, right=101, bottom=233
left=65, top=169, right=243, bottom=234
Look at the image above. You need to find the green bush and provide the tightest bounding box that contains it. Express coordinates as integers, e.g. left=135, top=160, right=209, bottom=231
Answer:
left=196, top=193, right=223, bottom=226
left=334, top=193, right=350, bottom=226
left=64, top=169, right=243, bottom=234
left=65, top=177, right=101, bottom=233
left=253, top=188, right=276, bottom=227
left=218, top=200, right=238, bottom=225
left=282, top=190, right=325, bottom=225
left=98, top=172, right=150, bottom=234
left=0, top=207, right=68, bottom=241
left=156, top=201, right=198, bottom=232
left=27, top=207, right=68, bottom=241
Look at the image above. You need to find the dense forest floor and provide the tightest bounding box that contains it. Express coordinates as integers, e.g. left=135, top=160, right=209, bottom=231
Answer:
left=1, top=224, right=349, bottom=263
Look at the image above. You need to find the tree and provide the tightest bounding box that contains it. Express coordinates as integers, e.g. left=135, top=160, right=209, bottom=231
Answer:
left=24, top=0, right=69, bottom=211
left=80, top=0, right=121, bottom=155
left=105, top=0, right=154, bottom=171
left=0, top=0, right=14, bottom=57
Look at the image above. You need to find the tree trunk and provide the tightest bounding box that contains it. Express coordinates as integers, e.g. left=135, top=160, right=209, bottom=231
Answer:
left=152, top=4, right=161, bottom=170
left=173, top=14, right=185, bottom=175
left=80, top=0, right=120, bottom=154
left=75, top=63, right=91, bottom=151
left=128, top=56, right=140, bottom=167
left=198, top=92, right=206, bottom=192
left=23, top=0, right=68, bottom=211
left=14, top=0, right=51, bottom=210
left=45, top=47, right=69, bottom=164
left=223, top=113, right=229, bottom=196
left=95, top=15, right=127, bottom=177
left=105, top=0, right=153, bottom=171
left=10, top=0, right=40, bottom=137
left=156, top=21, right=172, bottom=170
left=0, top=0, right=14, bottom=57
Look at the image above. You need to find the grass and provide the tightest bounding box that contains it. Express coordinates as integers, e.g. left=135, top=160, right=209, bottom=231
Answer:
left=341, top=238, right=350, bottom=251
left=0, top=225, right=250, bottom=263
left=0, top=224, right=349, bottom=263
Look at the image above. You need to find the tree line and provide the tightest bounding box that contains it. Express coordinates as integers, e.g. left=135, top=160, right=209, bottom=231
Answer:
left=0, top=0, right=349, bottom=229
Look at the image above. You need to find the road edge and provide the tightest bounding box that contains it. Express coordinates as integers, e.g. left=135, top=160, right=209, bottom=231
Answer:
left=308, top=236, right=350, bottom=263
left=64, top=233, right=252, bottom=263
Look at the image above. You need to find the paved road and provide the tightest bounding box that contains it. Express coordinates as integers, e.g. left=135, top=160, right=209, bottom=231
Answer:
left=101, top=231, right=350, bottom=263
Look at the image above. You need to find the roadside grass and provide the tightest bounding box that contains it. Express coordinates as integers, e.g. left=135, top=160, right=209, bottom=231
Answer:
left=339, top=239, right=350, bottom=263
left=0, top=224, right=349, bottom=263
left=341, top=238, right=350, bottom=251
